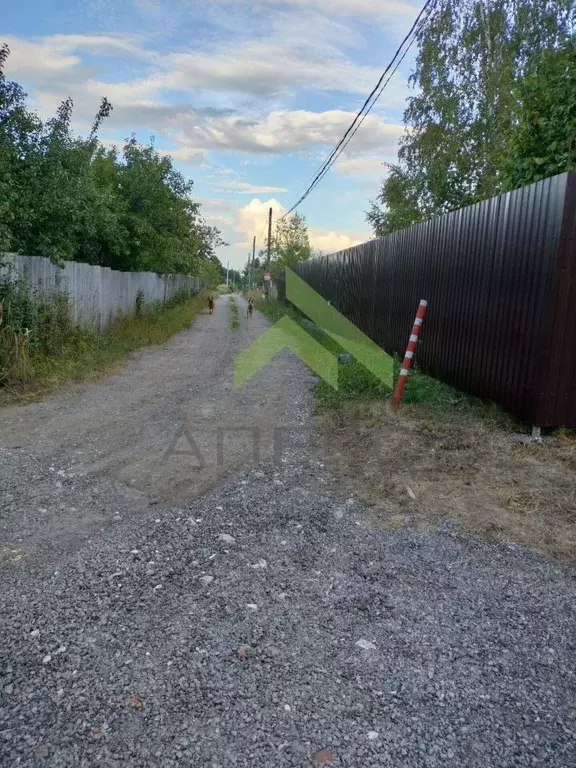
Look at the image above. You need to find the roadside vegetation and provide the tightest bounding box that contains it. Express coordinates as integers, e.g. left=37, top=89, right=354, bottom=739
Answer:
left=0, top=45, right=226, bottom=279
left=253, top=294, right=576, bottom=563
left=0, top=45, right=227, bottom=399
left=229, top=297, right=240, bottom=330
left=0, top=285, right=206, bottom=403
left=368, top=1, right=575, bottom=235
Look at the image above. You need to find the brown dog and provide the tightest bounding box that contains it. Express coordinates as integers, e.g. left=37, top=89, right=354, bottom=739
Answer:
left=208, top=296, right=215, bottom=314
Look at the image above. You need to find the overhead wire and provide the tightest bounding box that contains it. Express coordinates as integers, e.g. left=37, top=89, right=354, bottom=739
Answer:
left=279, top=0, right=436, bottom=220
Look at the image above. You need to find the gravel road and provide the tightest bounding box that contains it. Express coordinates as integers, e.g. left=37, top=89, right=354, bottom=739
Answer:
left=1, top=294, right=575, bottom=767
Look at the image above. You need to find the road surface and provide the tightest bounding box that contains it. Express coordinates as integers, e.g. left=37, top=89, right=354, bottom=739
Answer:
left=0, top=294, right=574, bottom=767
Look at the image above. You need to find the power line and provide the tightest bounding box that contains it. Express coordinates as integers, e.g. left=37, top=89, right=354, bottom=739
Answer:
left=300, top=18, right=426, bottom=195
left=280, top=0, right=435, bottom=220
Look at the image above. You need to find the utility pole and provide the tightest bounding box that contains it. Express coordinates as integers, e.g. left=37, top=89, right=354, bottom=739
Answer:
left=266, top=207, right=272, bottom=268
left=265, top=207, right=272, bottom=298
left=251, top=235, right=256, bottom=290
left=226, top=260, right=229, bottom=287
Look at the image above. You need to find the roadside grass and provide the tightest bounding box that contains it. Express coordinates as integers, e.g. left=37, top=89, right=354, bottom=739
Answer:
left=252, top=296, right=483, bottom=414
left=323, top=399, right=576, bottom=563
left=229, top=297, right=240, bottom=330
left=0, top=292, right=207, bottom=404
left=255, top=296, right=576, bottom=562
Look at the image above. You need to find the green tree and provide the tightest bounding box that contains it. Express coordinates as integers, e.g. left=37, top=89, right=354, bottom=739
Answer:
left=0, top=45, right=224, bottom=276
left=502, top=38, right=576, bottom=188
left=0, top=43, right=42, bottom=253
left=367, top=0, right=575, bottom=236
left=270, top=213, right=312, bottom=278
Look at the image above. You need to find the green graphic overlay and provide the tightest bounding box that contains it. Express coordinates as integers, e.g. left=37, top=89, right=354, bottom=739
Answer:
left=235, top=268, right=393, bottom=389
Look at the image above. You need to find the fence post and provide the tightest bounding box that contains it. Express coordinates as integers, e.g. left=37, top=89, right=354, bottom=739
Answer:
left=393, top=300, right=427, bottom=408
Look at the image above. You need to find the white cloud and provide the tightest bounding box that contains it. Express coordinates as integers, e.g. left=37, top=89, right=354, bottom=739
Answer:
left=309, top=228, right=369, bottom=253
left=233, top=198, right=287, bottom=248
left=162, top=41, right=381, bottom=96
left=208, top=196, right=370, bottom=269
left=212, top=181, right=289, bottom=194
left=334, top=156, right=390, bottom=177
left=157, top=147, right=206, bottom=165
left=224, top=0, right=417, bottom=21
left=186, top=110, right=404, bottom=156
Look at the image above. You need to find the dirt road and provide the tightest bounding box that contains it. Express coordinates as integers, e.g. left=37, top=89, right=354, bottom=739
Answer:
left=1, top=295, right=574, bottom=767
left=0, top=294, right=315, bottom=557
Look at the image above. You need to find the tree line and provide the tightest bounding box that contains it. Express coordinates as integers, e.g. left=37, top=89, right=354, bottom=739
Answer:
left=0, top=44, right=226, bottom=282
left=243, top=212, right=315, bottom=287
left=368, top=0, right=576, bottom=236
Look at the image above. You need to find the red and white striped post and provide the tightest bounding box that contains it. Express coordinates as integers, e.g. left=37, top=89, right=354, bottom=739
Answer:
left=392, top=299, right=428, bottom=408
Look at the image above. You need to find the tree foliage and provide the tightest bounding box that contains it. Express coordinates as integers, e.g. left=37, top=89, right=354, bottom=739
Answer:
left=271, top=213, right=312, bottom=272
left=367, top=0, right=576, bottom=236
left=502, top=38, right=576, bottom=188
left=0, top=44, right=225, bottom=275
left=242, top=213, right=314, bottom=286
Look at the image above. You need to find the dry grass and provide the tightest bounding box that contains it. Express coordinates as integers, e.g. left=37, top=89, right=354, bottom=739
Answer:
left=0, top=293, right=207, bottom=406
left=321, top=400, right=576, bottom=563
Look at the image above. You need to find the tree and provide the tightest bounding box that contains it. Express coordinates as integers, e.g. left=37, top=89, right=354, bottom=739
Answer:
left=0, top=43, right=42, bottom=254
left=0, top=45, right=224, bottom=276
left=367, top=0, right=575, bottom=236
left=270, top=213, right=312, bottom=278
left=502, top=38, right=576, bottom=189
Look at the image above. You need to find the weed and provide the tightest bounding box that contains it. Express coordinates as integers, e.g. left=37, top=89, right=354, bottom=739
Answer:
left=229, top=297, right=240, bottom=330
left=0, top=291, right=206, bottom=403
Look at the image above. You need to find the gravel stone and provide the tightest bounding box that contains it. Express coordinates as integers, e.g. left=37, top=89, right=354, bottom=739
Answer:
left=0, top=295, right=574, bottom=767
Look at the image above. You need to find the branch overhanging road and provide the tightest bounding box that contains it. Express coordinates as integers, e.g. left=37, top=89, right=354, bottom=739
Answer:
left=0, top=294, right=574, bottom=768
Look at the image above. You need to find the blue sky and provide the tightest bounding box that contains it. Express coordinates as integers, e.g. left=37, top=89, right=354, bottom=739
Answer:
left=2, top=0, right=423, bottom=270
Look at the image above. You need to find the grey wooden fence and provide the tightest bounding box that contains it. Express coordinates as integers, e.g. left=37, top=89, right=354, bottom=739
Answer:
left=1, top=254, right=203, bottom=330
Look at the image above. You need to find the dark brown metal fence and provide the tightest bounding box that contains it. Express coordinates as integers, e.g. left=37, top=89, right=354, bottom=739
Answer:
left=279, top=172, right=576, bottom=427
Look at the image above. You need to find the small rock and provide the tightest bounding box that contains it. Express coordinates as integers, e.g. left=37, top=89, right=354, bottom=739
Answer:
left=34, top=745, right=49, bottom=760
left=250, top=558, right=267, bottom=569
left=355, top=639, right=376, bottom=651
left=199, top=575, right=214, bottom=586
left=367, top=731, right=379, bottom=741
left=246, top=603, right=258, bottom=611
left=30, top=629, right=40, bottom=638
left=4, top=684, right=14, bottom=695
left=121, top=695, right=143, bottom=711
left=236, top=649, right=248, bottom=661
left=312, top=748, right=334, bottom=763
left=42, top=654, right=52, bottom=664
left=218, top=533, right=236, bottom=544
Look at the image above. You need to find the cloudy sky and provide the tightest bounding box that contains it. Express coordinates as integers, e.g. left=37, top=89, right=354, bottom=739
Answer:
left=2, top=0, right=422, bottom=270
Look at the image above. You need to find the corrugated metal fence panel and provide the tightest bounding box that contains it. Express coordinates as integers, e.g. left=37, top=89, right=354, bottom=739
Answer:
left=541, top=173, right=576, bottom=425
left=3, top=254, right=203, bottom=331
left=290, top=173, right=576, bottom=427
